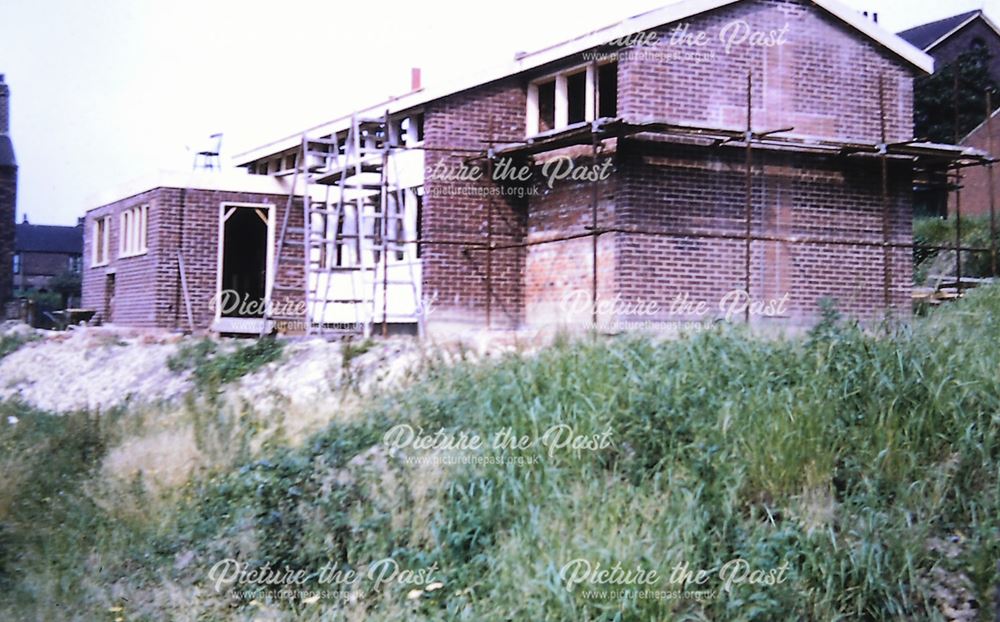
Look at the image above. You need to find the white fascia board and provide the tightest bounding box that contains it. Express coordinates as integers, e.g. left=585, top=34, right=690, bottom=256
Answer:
left=815, top=0, right=933, bottom=73
left=923, top=11, right=1000, bottom=53
left=84, top=170, right=295, bottom=213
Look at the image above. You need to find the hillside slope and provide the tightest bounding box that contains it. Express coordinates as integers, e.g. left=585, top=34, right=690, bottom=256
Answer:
left=2, top=293, right=999, bottom=621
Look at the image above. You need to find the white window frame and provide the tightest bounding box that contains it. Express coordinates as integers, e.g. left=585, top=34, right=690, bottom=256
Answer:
left=399, top=112, right=425, bottom=148
left=119, top=204, right=149, bottom=258
left=92, top=215, right=111, bottom=267
left=215, top=202, right=276, bottom=324
left=527, top=61, right=616, bottom=137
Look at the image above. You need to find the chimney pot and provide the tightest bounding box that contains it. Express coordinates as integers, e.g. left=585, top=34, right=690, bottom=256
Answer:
left=411, top=67, right=422, bottom=92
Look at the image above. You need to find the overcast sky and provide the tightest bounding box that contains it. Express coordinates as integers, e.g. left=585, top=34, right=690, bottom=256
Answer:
left=0, top=0, right=996, bottom=225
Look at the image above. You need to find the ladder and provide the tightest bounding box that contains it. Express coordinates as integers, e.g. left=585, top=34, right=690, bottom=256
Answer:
left=263, top=111, right=424, bottom=338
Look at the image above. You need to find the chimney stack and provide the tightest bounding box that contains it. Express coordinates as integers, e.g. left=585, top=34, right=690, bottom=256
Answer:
left=0, top=75, right=9, bottom=135
left=411, top=67, right=422, bottom=92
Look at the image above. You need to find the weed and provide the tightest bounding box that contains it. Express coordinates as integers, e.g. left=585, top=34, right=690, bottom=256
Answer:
left=0, top=330, right=38, bottom=360
left=169, top=337, right=285, bottom=393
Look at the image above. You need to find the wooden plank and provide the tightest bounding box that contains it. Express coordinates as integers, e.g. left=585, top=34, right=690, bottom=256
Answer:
left=178, top=253, right=195, bottom=333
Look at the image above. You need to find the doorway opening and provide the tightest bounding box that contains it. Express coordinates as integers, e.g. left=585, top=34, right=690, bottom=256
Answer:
left=104, top=273, right=115, bottom=323
left=218, top=204, right=274, bottom=323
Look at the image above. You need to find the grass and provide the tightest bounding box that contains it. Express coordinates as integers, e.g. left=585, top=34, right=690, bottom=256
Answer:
left=3, top=291, right=1000, bottom=620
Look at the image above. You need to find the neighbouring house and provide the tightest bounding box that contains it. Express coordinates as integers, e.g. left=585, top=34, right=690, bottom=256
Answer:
left=0, top=74, right=15, bottom=305
left=13, top=217, right=84, bottom=296
left=898, top=10, right=1000, bottom=87
left=84, top=0, right=989, bottom=336
left=898, top=10, right=1000, bottom=218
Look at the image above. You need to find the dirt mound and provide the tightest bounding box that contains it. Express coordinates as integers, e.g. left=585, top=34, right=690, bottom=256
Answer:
left=0, top=326, right=190, bottom=412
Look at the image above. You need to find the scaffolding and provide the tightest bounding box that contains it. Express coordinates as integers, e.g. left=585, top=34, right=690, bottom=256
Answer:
left=265, top=111, right=423, bottom=338
left=260, top=70, right=998, bottom=338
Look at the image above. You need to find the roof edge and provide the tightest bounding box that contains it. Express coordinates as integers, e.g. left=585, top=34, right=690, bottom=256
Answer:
left=960, top=104, right=1000, bottom=143
left=83, top=170, right=295, bottom=214
left=925, top=10, right=1000, bottom=52
left=233, top=0, right=935, bottom=166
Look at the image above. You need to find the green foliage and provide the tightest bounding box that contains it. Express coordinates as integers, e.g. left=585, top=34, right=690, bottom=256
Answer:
left=47, top=270, right=82, bottom=303
left=342, top=338, right=376, bottom=368
left=13, top=289, right=61, bottom=309
left=167, top=337, right=285, bottom=392
left=915, top=45, right=998, bottom=143
left=0, top=331, right=37, bottom=360
left=0, top=403, right=114, bottom=597
left=7, top=288, right=1000, bottom=619
left=914, top=215, right=997, bottom=282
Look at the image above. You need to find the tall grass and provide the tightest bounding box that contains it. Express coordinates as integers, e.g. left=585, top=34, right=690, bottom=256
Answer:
left=3, top=289, right=1000, bottom=620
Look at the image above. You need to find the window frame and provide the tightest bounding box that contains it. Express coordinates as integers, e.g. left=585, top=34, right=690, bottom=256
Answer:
left=526, top=60, right=617, bottom=137
left=92, top=215, right=112, bottom=267
left=118, top=204, right=149, bottom=259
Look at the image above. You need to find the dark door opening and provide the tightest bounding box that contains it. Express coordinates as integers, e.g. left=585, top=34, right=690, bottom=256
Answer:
left=221, top=207, right=268, bottom=319
left=104, top=273, right=115, bottom=323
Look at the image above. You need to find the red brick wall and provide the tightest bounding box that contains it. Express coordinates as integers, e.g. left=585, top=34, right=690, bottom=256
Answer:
left=523, top=150, right=618, bottom=328
left=417, top=0, right=919, bottom=331
left=616, top=0, right=915, bottom=143
left=616, top=143, right=912, bottom=325
left=422, top=79, right=528, bottom=330
left=82, top=187, right=303, bottom=330
left=951, top=114, right=1000, bottom=218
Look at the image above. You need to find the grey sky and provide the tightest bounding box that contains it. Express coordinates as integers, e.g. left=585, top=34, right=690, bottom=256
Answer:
left=0, top=0, right=996, bottom=225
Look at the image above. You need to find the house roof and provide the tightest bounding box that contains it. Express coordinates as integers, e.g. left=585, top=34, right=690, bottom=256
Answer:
left=897, top=10, right=999, bottom=52
left=233, top=0, right=934, bottom=166
left=0, top=135, right=15, bottom=168
left=15, top=223, right=83, bottom=254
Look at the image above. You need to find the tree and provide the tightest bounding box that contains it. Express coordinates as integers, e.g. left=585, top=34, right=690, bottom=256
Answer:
left=48, top=270, right=81, bottom=308
left=914, top=43, right=999, bottom=144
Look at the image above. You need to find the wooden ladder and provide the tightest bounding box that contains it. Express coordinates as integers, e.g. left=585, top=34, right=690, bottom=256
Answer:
left=263, top=111, right=424, bottom=338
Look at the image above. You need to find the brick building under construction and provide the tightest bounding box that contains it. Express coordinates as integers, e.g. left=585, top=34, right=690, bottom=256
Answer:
left=82, top=0, right=992, bottom=337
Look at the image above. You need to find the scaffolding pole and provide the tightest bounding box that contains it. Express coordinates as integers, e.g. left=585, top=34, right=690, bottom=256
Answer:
left=486, top=115, right=495, bottom=331
left=955, top=166, right=964, bottom=296
left=744, top=71, right=754, bottom=324
left=878, top=74, right=893, bottom=312
left=988, top=90, right=997, bottom=278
